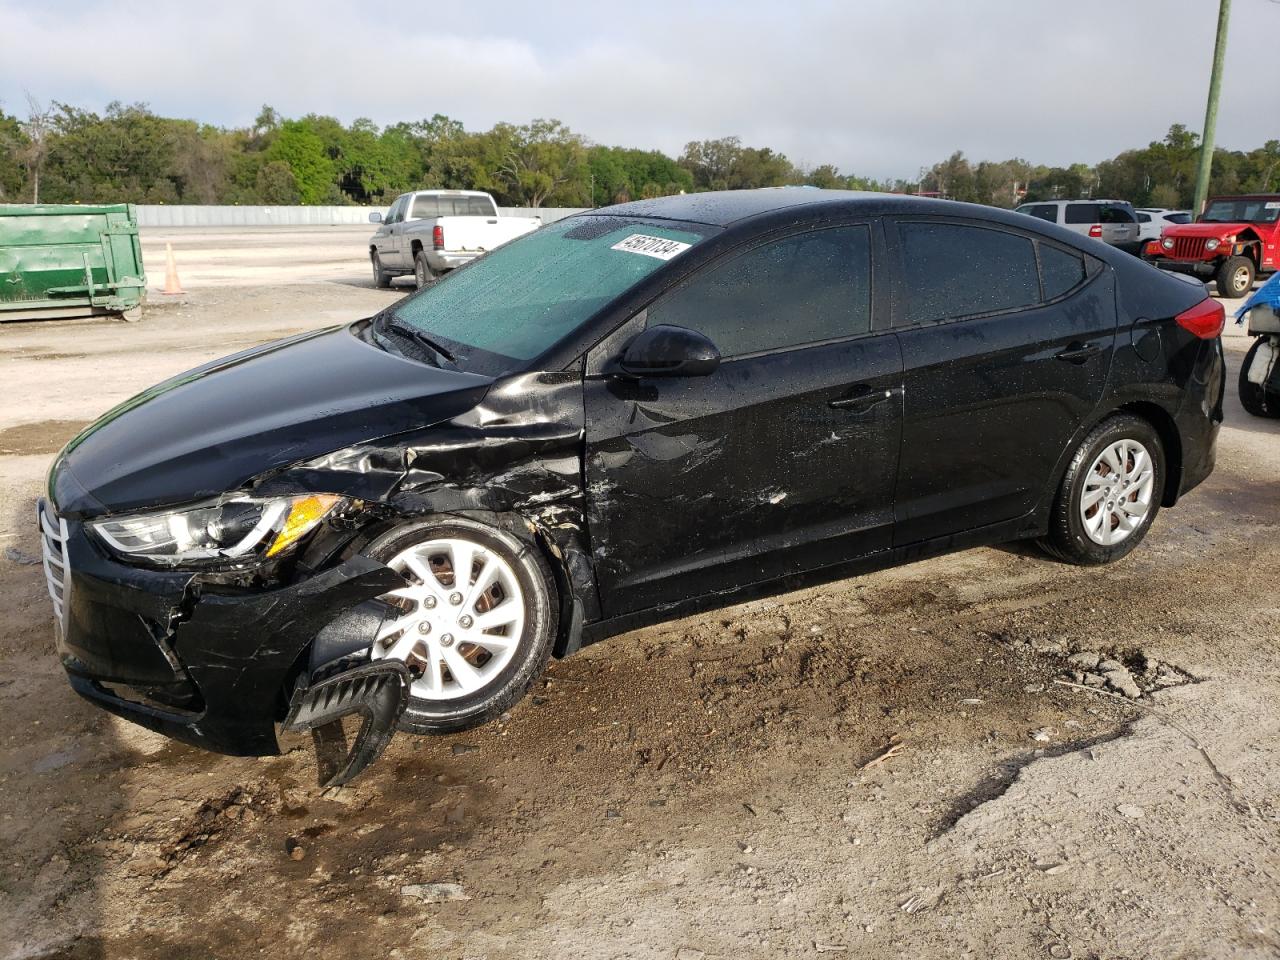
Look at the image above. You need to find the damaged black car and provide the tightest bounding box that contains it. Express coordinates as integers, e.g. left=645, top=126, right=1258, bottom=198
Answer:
left=39, top=189, right=1224, bottom=784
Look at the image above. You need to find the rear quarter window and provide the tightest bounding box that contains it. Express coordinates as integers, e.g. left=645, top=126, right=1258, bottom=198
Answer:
left=899, top=222, right=1039, bottom=323
left=1039, top=244, right=1088, bottom=300
left=1100, top=205, right=1136, bottom=224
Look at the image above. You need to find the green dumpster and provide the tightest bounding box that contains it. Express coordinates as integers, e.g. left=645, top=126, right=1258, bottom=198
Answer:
left=0, top=203, right=146, bottom=322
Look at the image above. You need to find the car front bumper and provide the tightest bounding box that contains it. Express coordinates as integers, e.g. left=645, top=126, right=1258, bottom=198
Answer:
left=39, top=500, right=402, bottom=756
left=1152, top=257, right=1218, bottom=278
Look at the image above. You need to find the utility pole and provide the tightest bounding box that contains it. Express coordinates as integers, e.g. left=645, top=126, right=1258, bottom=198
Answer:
left=1193, top=0, right=1232, bottom=216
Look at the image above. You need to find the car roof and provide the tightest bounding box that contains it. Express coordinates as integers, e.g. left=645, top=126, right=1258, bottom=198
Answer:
left=590, top=187, right=1027, bottom=227
left=1019, top=198, right=1132, bottom=207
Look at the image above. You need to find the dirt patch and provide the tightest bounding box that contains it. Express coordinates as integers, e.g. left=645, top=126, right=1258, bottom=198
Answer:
left=0, top=419, right=90, bottom=455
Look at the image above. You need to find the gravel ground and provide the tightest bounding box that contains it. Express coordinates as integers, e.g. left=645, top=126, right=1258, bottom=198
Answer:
left=1, top=229, right=1277, bottom=960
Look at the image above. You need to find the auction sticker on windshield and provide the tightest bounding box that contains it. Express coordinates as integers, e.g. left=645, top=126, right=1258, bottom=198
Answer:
left=610, top=234, right=692, bottom=260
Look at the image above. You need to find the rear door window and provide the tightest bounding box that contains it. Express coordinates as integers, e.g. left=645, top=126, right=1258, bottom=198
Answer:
left=647, top=225, right=872, bottom=357
left=1165, top=212, right=1191, bottom=224
left=898, top=222, right=1039, bottom=324
left=1065, top=204, right=1101, bottom=224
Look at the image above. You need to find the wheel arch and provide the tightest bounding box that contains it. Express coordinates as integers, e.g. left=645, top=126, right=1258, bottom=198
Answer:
left=1237, top=228, right=1264, bottom=267
left=1035, top=400, right=1185, bottom=532
left=1114, top=401, right=1183, bottom=507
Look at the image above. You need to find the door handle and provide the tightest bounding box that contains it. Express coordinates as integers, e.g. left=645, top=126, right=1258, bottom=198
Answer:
left=829, top=387, right=897, bottom=412
left=1055, top=342, right=1102, bottom=364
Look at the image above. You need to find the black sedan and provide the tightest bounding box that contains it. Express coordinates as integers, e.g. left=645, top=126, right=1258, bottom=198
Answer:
left=40, top=189, right=1225, bottom=784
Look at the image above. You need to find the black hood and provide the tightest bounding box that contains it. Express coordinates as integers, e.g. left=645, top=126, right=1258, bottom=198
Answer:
left=50, top=324, right=493, bottom=517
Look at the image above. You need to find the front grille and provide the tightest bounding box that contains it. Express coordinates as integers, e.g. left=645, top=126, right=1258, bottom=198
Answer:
left=1172, top=236, right=1207, bottom=260
left=37, top=500, right=70, bottom=630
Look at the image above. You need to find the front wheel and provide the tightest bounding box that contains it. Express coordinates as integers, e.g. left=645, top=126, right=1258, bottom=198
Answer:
left=366, top=517, right=557, bottom=734
left=1038, top=414, right=1164, bottom=566
left=1239, top=336, right=1280, bottom=418
left=1216, top=255, right=1255, bottom=298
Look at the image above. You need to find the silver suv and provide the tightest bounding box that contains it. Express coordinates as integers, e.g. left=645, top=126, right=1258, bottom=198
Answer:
left=1015, top=199, right=1141, bottom=252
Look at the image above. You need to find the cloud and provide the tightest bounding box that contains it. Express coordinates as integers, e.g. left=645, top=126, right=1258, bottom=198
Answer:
left=1, top=0, right=1275, bottom=179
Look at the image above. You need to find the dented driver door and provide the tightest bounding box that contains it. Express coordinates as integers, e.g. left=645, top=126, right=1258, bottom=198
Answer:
left=582, top=221, right=903, bottom=618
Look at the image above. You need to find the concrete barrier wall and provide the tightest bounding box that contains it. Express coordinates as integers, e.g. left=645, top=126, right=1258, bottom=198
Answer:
left=134, top=205, right=590, bottom=227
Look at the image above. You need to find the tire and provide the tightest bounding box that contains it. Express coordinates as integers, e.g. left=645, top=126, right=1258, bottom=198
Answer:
left=1038, top=414, right=1164, bottom=566
left=413, top=250, right=433, bottom=290
left=364, top=516, right=557, bottom=734
left=1239, top=337, right=1280, bottom=418
left=1215, top=255, right=1254, bottom=298
left=371, top=252, right=393, bottom=289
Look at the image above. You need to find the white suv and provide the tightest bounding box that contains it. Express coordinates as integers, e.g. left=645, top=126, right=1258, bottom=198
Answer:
left=1015, top=199, right=1141, bottom=253
left=1135, top=208, right=1193, bottom=244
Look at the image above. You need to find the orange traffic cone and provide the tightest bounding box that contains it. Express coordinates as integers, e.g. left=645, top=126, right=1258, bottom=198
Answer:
left=162, top=242, right=185, bottom=295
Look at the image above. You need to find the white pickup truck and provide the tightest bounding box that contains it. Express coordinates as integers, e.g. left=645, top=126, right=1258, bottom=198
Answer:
left=368, top=190, right=541, bottom=289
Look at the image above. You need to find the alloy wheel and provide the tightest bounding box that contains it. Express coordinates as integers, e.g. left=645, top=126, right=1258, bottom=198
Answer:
left=1232, top=265, right=1251, bottom=294
left=1079, top=438, right=1155, bottom=545
left=371, top=537, right=526, bottom=701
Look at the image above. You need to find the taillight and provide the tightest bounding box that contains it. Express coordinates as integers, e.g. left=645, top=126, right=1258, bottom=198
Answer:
left=1088, top=224, right=1103, bottom=238
left=1175, top=297, right=1225, bottom=339
left=432, top=225, right=444, bottom=250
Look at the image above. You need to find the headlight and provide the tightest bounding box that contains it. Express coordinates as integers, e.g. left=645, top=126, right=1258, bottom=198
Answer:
left=90, top=493, right=345, bottom=566
left=1161, top=237, right=1175, bottom=250
left=1204, top=238, right=1220, bottom=252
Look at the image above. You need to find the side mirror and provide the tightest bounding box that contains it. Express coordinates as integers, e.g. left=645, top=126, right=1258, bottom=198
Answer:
left=368, top=212, right=383, bottom=224
left=619, top=325, right=721, bottom=378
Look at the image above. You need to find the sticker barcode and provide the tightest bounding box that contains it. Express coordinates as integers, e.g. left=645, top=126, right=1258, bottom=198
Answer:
left=610, top=234, right=692, bottom=261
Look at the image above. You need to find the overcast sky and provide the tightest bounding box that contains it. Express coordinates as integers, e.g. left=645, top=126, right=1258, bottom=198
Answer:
left=2, top=0, right=1275, bottom=180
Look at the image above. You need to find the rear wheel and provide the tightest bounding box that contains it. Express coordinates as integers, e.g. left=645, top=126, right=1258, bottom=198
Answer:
left=366, top=517, right=557, bottom=734
left=1038, top=414, right=1164, bottom=566
left=1239, top=337, right=1280, bottom=418
left=1216, top=255, right=1254, bottom=298
left=413, top=250, right=434, bottom=290
left=371, top=251, right=393, bottom=289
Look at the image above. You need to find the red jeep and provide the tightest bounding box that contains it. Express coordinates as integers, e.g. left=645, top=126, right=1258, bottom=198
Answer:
left=1144, top=194, right=1279, bottom=298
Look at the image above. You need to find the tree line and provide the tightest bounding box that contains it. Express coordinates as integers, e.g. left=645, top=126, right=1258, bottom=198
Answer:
left=1, top=100, right=1277, bottom=211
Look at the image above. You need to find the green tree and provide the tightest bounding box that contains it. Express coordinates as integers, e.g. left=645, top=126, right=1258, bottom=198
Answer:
left=255, top=160, right=300, bottom=202
left=0, top=107, right=29, bottom=201
left=680, top=136, right=742, bottom=190
left=264, top=120, right=334, bottom=204
left=495, top=119, right=586, bottom=208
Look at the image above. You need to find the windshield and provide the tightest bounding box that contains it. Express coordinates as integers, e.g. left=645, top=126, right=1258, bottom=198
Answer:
left=1202, top=198, right=1280, bottom=224
left=380, top=215, right=713, bottom=373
